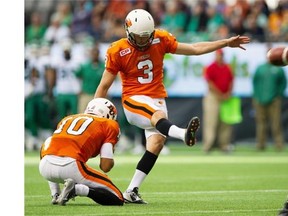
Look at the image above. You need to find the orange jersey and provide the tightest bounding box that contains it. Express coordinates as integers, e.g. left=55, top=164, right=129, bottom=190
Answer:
left=40, top=114, right=120, bottom=162
left=105, top=29, right=178, bottom=100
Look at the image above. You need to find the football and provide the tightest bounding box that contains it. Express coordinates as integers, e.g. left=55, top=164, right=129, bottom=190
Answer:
left=266, top=47, right=288, bottom=66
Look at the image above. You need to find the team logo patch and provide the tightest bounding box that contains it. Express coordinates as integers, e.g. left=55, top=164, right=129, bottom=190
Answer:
left=120, top=48, right=131, bottom=56
left=125, top=18, right=132, bottom=28
left=152, top=38, right=160, bottom=44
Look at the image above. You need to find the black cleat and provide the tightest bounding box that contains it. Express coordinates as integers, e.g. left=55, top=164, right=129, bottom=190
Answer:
left=279, top=201, right=288, bottom=216
left=185, top=116, right=200, bottom=147
left=123, top=187, right=147, bottom=204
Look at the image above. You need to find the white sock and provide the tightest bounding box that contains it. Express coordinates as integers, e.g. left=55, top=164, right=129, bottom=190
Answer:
left=127, top=170, right=147, bottom=191
left=168, top=125, right=185, bottom=141
left=75, top=184, right=89, bottom=196
left=48, top=181, right=60, bottom=196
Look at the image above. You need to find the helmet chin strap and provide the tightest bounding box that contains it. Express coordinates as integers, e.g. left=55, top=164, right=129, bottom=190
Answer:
left=127, top=39, right=150, bottom=51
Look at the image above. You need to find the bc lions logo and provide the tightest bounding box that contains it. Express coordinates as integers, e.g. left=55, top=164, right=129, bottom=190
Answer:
left=125, top=18, right=132, bottom=28
left=107, top=104, right=117, bottom=119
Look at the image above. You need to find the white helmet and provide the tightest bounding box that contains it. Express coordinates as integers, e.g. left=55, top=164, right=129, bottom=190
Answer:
left=84, top=98, right=117, bottom=120
left=124, top=9, right=155, bottom=51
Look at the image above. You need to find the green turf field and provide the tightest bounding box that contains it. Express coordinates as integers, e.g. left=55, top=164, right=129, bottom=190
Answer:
left=25, top=143, right=288, bottom=216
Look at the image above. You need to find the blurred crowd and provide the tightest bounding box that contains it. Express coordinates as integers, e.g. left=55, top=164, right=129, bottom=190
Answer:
left=25, top=0, right=288, bottom=46
left=24, top=0, right=288, bottom=151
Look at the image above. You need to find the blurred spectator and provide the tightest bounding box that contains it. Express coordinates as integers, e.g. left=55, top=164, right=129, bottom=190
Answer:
left=281, top=11, right=288, bottom=41
left=87, top=1, right=107, bottom=41
left=211, top=23, right=230, bottom=40
left=25, top=56, right=41, bottom=151
left=278, top=0, right=288, bottom=41
left=255, top=0, right=270, bottom=17
left=279, top=0, right=288, bottom=9
left=252, top=45, right=287, bottom=151
left=228, top=0, right=250, bottom=21
left=34, top=42, right=56, bottom=132
left=132, top=0, right=151, bottom=11
left=161, top=0, right=188, bottom=38
left=105, top=0, right=132, bottom=20
left=102, top=17, right=126, bottom=42
left=215, top=0, right=228, bottom=15
left=245, top=13, right=265, bottom=42
left=25, top=43, right=54, bottom=151
left=51, top=41, right=81, bottom=122
left=51, top=1, right=73, bottom=27
left=70, top=0, right=93, bottom=42
left=187, top=0, right=209, bottom=32
left=88, top=13, right=104, bottom=42
left=225, top=0, right=249, bottom=37
left=228, top=16, right=246, bottom=36
left=149, top=0, right=166, bottom=27
left=44, top=13, right=71, bottom=44
left=268, top=4, right=288, bottom=41
left=185, top=0, right=210, bottom=41
left=248, top=1, right=269, bottom=30
left=206, top=6, right=225, bottom=37
left=75, top=43, right=105, bottom=113
left=202, top=49, right=235, bottom=153
left=100, top=0, right=133, bottom=42
left=25, top=11, right=47, bottom=44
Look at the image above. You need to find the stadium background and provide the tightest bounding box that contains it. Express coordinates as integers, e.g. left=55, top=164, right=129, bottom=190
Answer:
left=24, top=0, right=288, bottom=146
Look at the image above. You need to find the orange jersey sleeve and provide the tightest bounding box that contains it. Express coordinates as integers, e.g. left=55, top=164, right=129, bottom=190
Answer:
left=105, top=29, right=178, bottom=100
left=40, top=114, right=120, bottom=162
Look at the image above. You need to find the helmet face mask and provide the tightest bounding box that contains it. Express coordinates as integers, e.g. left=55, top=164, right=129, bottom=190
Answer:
left=84, top=98, right=117, bottom=120
left=128, top=32, right=155, bottom=50
left=124, top=9, right=155, bottom=51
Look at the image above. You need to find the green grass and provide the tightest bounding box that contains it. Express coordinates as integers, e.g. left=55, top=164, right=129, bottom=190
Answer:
left=25, top=143, right=288, bottom=216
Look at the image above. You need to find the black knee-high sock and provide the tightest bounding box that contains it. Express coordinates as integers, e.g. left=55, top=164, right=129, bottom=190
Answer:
left=87, top=188, right=123, bottom=206
left=136, top=150, right=158, bottom=175
left=155, top=118, right=173, bottom=136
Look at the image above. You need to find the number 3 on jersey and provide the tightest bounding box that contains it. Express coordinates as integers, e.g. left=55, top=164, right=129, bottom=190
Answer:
left=138, top=59, right=153, bottom=84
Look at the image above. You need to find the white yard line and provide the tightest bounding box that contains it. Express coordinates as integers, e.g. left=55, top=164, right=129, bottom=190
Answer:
left=25, top=155, right=288, bottom=165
